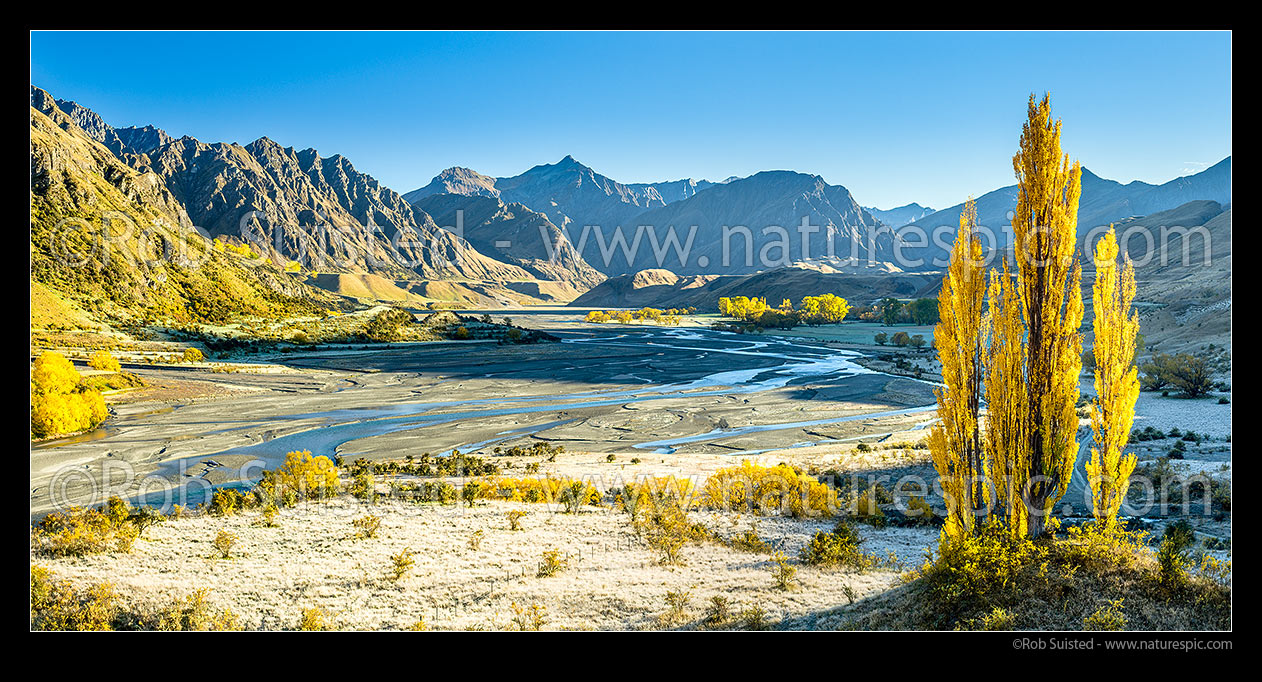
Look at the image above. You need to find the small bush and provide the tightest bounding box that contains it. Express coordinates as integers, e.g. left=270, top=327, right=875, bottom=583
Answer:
left=30, top=566, right=119, bottom=631
left=461, top=481, right=483, bottom=508
left=730, top=524, right=769, bottom=553
left=801, top=522, right=880, bottom=571
left=87, top=350, right=121, bottom=372
left=349, top=472, right=376, bottom=502
left=537, top=549, right=567, bottom=577
left=661, top=588, right=692, bottom=626
left=150, top=589, right=240, bottom=631
left=1157, top=522, right=1195, bottom=589
left=510, top=602, right=547, bottom=631
left=212, top=530, right=238, bottom=559
left=297, top=607, right=327, bottom=631
left=506, top=510, right=526, bottom=531
left=771, top=551, right=797, bottom=590
left=33, top=498, right=150, bottom=557
left=390, top=548, right=416, bottom=582
left=1082, top=598, right=1127, bottom=631
left=740, top=604, right=770, bottom=631
left=960, top=606, right=1017, bottom=631
left=353, top=514, right=382, bottom=539
left=704, top=596, right=732, bottom=627
left=257, top=503, right=279, bottom=527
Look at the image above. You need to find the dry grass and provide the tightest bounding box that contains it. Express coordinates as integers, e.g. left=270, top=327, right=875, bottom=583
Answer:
left=32, top=498, right=929, bottom=630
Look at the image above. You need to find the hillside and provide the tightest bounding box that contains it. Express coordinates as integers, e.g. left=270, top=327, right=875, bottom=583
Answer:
left=30, top=89, right=339, bottom=325
left=570, top=264, right=937, bottom=311
left=412, top=193, right=606, bottom=289
left=36, top=87, right=535, bottom=286
left=1106, top=200, right=1232, bottom=355
left=600, top=171, right=891, bottom=276
left=900, top=158, right=1231, bottom=267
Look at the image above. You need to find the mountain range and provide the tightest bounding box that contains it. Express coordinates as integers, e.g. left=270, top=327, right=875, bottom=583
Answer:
left=896, top=158, right=1231, bottom=265
left=30, top=83, right=1232, bottom=325
left=863, top=202, right=935, bottom=228
left=405, top=162, right=892, bottom=276
left=30, top=88, right=340, bottom=324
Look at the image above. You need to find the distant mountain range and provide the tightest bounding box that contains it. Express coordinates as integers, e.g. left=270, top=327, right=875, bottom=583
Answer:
left=863, top=203, right=935, bottom=228
left=30, top=83, right=1232, bottom=323
left=898, top=158, right=1231, bottom=265
left=405, top=161, right=891, bottom=276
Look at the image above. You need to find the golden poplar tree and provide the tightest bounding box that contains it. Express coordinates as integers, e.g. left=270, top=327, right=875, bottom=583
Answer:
left=929, top=198, right=988, bottom=540
left=984, top=257, right=1029, bottom=535
left=1086, top=228, right=1140, bottom=526
left=989, top=93, right=1084, bottom=538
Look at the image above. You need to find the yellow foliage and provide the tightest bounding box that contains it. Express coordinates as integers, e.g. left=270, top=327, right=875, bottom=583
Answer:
left=700, top=462, right=838, bottom=518
left=32, top=501, right=145, bottom=557
left=984, top=93, right=1084, bottom=538
left=87, top=350, right=121, bottom=372
left=718, top=296, right=769, bottom=321
left=30, top=565, right=119, bottom=631
left=297, top=607, right=328, bottom=631
left=798, top=293, right=850, bottom=324
left=31, top=351, right=109, bottom=439
left=266, top=450, right=341, bottom=500
left=467, top=475, right=599, bottom=507
left=930, top=197, right=988, bottom=541
left=1086, top=229, right=1140, bottom=527
left=32, top=350, right=80, bottom=395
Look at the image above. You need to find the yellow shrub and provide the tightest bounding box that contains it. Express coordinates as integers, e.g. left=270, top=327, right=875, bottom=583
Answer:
left=33, top=503, right=141, bottom=557
left=32, top=351, right=79, bottom=394
left=87, top=350, right=121, bottom=372
left=31, top=566, right=119, bottom=631
left=264, top=450, right=341, bottom=501
left=469, top=476, right=600, bottom=508
left=31, top=351, right=109, bottom=439
left=152, top=589, right=240, bottom=631
left=701, top=462, right=837, bottom=518
left=1082, top=598, right=1127, bottom=631
left=298, top=607, right=328, bottom=631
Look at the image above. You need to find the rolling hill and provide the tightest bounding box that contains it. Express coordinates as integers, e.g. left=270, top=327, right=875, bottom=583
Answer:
left=30, top=88, right=340, bottom=325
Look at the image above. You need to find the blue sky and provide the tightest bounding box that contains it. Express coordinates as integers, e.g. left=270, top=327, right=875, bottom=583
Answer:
left=30, top=30, right=1231, bottom=209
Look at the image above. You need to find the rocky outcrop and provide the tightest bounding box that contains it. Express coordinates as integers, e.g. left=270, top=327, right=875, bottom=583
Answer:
left=414, top=193, right=606, bottom=289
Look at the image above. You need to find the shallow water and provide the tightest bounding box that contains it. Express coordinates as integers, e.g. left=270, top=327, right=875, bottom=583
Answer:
left=129, top=325, right=936, bottom=506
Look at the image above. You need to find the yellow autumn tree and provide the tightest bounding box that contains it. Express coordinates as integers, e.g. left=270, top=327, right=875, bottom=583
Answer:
left=929, top=197, right=988, bottom=541
left=987, top=93, right=1084, bottom=538
left=88, top=350, right=121, bottom=373
left=1086, top=228, right=1140, bottom=526
left=31, top=351, right=108, bottom=439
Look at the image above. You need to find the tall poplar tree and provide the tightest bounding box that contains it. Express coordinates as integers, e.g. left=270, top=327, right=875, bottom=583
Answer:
left=989, top=93, right=1084, bottom=538
left=929, top=198, right=988, bottom=540
left=1086, top=228, right=1140, bottom=526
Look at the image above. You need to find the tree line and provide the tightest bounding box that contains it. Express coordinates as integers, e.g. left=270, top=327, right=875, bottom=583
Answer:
left=717, top=294, right=850, bottom=329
